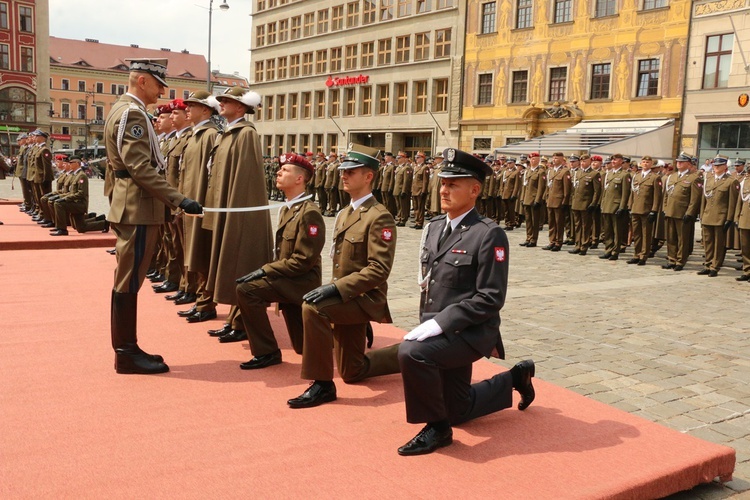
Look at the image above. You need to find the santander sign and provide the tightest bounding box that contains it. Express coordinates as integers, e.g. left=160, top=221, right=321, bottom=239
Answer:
left=325, top=74, right=370, bottom=88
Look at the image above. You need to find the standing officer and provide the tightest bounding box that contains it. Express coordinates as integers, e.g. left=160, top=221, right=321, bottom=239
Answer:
left=393, top=151, right=413, bottom=227
left=589, top=155, right=605, bottom=248
left=411, top=151, right=430, bottom=229
left=288, top=146, right=399, bottom=409
left=500, top=157, right=521, bottom=230
left=324, top=151, right=340, bottom=216
left=427, top=152, right=444, bottom=217
left=235, top=153, right=325, bottom=369
left=735, top=162, right=750, bottom=281
left=662, top=153, right=702, bottom=272
left=396, top=148, right=534, bottom=456
left=381, top=152, right=397, bottom=216
left=543, top=152, right=571, bottom=252
left=569, top=154, right=602, bottom=255
left=520, top=152, right=546, bottom=247
left=698, top=156, right=739, bottom=277
left=17, top=134, right=34, bottom=213
left=105, top=58, right=202, bottom=374
left=627, top=156, right=662, bottom=265
left=599, top=153, right=631, bottom=260
left=314, top=151, right=328, bottom=214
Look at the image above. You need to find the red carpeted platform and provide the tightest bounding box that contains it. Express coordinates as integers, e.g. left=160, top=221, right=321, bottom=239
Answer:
left=0, top=246, right=735, bottom=499
left=0, top=203, right=115, bottom=250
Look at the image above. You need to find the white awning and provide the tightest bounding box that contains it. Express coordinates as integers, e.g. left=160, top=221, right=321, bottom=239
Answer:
left=493, top=119, right=675, bottom=160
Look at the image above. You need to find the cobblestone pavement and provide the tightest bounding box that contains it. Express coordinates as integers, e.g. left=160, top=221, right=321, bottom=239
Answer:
left=3, top=178, right=748, bottom=498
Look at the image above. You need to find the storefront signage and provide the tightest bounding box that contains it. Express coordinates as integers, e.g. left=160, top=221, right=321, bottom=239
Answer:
left=325, top=74, right=370, bottom=88
left=51, top=134, right=72, bottom=141
left=0, top=125, right=22, bottom=132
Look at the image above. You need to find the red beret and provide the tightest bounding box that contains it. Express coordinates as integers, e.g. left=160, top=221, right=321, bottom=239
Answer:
left=170, top=98, right=187, bottom=111
left=156, top=104, right=172, bottom=115
left=280, top=152, right=314, bottom=175
left=591, top=155, right=603, bottom=162
left=305, top=151, right=314, bottom=157
left=529, top=152, right=540, bottom=158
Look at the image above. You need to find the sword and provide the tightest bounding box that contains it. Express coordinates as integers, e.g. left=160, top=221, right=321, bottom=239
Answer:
left=184, top=194, right=313, bottom=217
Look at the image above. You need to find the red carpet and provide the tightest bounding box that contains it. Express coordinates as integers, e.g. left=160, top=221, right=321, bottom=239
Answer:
left=0, top=237, right=735, bottom=498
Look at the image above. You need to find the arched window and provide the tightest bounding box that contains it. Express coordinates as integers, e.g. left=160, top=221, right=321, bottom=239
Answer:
left=0, top=87, right=36, bottom=123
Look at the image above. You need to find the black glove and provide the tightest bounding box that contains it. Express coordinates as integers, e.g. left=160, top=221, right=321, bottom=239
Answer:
left=303, top=284, right=340, bottom=304
left=647, top=211, right=657, bottom=222
left=179, top=197, right=203, bottom=215
left=48, top=195, right=59, bottom=202
left=510, top=196, right=517, bottom=202
left=615, top=208, right=628, bottom=217
left=532, top=201, right=540, bottom=208
left=586, top=204, right=597, bottom=213
left=682, top=214, right=695, bottom=223
left=236, top=268, right=266, bottom=284
left=723, top=220, right=733, bottom=231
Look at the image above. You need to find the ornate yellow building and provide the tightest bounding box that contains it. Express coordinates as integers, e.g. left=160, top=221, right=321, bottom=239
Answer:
left=460, top=0, right=691, bottom=158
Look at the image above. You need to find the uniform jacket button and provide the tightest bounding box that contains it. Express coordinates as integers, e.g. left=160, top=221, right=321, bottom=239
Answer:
left=428, top=299, right=433, bottom=304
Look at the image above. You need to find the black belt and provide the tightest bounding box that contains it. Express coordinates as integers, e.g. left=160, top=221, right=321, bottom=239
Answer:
left=114, top=170, right=131, bottom=179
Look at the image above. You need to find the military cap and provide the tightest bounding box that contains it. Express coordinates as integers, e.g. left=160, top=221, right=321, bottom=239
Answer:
left=519, top=154, right=528, bottom=161
left=552, top=152, right=565, bottom=157
left=569, top=154, right=580, bottom=161
left=506, top=157, right=517, bottom=163
left=735, top=159, right=746, bottom=166
left=529, top=152, right=540, bottom=158
left=170, top=98, right=188, bottom=111
left=690, top=156, right=698, bottom=165
left=17, top=133, right=27, bottom=140
left=641, top=155, right=653, bottom=161
left=622, top=156, right=631, bottom=163
left=611, top=153, right=624, bottom=159
left=591, top=155, right=603, bottom=162
left=416, top=151, right=426, bottom=159
left=280, top=152, right=314, bottom=175
left=69, top=155, right=82, bottom=162
left=185, top=90, right=221, bottom=114
left=433, top=152, right=444, bottom=159
left=675, top=152, right=692, bottom=162
left=339, top=144, right=381, bottom=171
left=713, top=155, right=728, bottom=166
left=484, top=155, right=494, bottom=163
left=216, top=86, right=261, bottom=113
left=126, top=58, right=169, bottom=87
left=579, top=154, right=591, bottom=160
left=384, top=152, right=394, bottom=157
left=30, top=129, right=49, bottom=138
left=438, top=148, right=493, bottom=182
left=305, top=151, right=314, bottom=157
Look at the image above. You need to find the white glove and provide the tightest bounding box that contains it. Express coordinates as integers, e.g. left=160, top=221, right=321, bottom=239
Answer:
left=403, top=319, right=443, bottom=342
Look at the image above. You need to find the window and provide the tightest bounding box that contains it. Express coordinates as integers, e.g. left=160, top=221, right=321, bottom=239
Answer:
left=256, top=25, right=266, bottom=47
left=264, top=136, right=272, bottom=157
left=20, top=47, right=33, bottom=72
left=266, top=59, right=276, bottom=80
left=169, top=89, right=176, bottom=99
left=19, top=6, right=32, bottom=32
left=0, top=87, right=35, bottom=123
left=554, top=0, right=572, bottom=23
left=345, top=44, right=358, bottom=70
left=290, top=54, right=300, bottom=77
left=0, top=44, right=8, bottom=70
left=315, top=91, right=326, bottom=118
left=313, top=134, right=324, bottom=152
left=290, top=93, right=299, bottom=119
left=414, top=32, right=430, bottom=61
left=287, top=134, right=297, bottom=152
left=435, top=29, right=451, bottom=58
left=302, top=52, right=313, bottom=76
left=96, top=82, right=103, bottom=93
left=481, top=2, right=496, bottom=34
left=549, top=67, right=567, bottom=101
left=316, top=50, right=328, bottom=74
left=380, top=0, right=394, bottom=21
left=61, top=126, right=70, bottom=135
left=61, top=103, right=70, bottom=119
left=395, top=82, right=408, bottom=114
left=378, top=38, right=392, bottom=66
left=377, top=84, right=390, bottom=114
left=183, top=90, right=190, bottom=100
left=62, top=79, right=70, bottom=91
left=0, top=3, right=7, bottom=30
left=277, top=95, right=286, bottom=120
left=474, top=138, right=492, bottom=150
left=511, top=70, right=528, bottom=103
left=318, top=9, right=329, bottom=34
left=257, top=0, right=265, bottom=10
left=329, top=89, right=340, bottom=117
left=345, top=88, right=356, bottom=116
left=636, top=59, right=659, bottom=96
left=699, top=122, right=750, bottom=151
left=433, top=78, right=449, bottom=112
left=396, top=35, right=410, bottom=64
left=478, top=73, right=493, bottom=105
left=265, top=96, right=274, bottom=121
left=78, top=81, right=86, bottom=92
left=363, top=0, right=376, bottom=24
left=95, top=106, right=104, bottom=121
left=347, top=2, right=360, bottom=27
left=118, top=85, right=125, bottom=95
left=331, top=47, right=342, bottom=72
left=301, top=134, right=311, bottom=153
left=302, top=92, right=311, bottom=118
left=417, top=0, right=430, bottom=13
left=303, top=13, right=315, bottom=37
left=291, top=16, right=301, bottom=39
left=279, top=19, right=289, bottom=42
left=595, top=0, right=616, bottom=17
left=398, top=0, right=412, bottom=17
left=332, top=5, right=344, bottom=30
left=361, top=42, right=375, bottom=68
left=437, top=0, right=454, bottom=7
left=276, top=135, right=284, bottom=156
left=703, top=34, right=733, bottom=89
left=360, top=85, right=372, bottom=115
left=110, top=83, right=117, bottom=94
left=255, top=61, right=264, bottom=82
left=414, top=80, right=427, bottom=112
left=278, top=56, right=288, bottom=79
left=590, top=63, right=611, bottom=99
left=77, top=104, right=86, bottom=120
left=517, top=0, right=533, bottom=28
left=643, top=0, right=668, bottom=10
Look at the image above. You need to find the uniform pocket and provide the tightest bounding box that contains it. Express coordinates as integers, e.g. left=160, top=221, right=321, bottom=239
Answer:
left=443, top=253, right=474, bottom=289
left=344, top=231, right=366, bottom=261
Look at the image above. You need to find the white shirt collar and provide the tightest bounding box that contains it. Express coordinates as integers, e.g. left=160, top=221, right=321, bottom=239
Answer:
left=228, top=117, right=244, bottom=126
left=175, top=126, right=191, bottom=138
left=125, top=92, right=145, bottom=108
left=284, top=191, right=307, bottom=209
left=350, top=193, right=374, bottom=210
left=194, top=119, right=211, bottom=129
left=445, top=207, right=474, bottom=231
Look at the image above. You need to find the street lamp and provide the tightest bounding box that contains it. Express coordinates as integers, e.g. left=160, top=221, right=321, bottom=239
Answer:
left=207, top=0, right=230, bottom=92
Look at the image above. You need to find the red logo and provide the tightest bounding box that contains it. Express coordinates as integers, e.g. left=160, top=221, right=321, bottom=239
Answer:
left=325, top=74, right=370, bottom=88
left=382, top=228, right=393, bottom=242
left=494, top=246, right=506, bottom=262
left=308, top=225, right=319, bottom=237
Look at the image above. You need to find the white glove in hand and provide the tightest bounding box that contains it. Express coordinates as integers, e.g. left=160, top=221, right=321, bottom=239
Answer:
left=403, top=319, right=442, bottom=342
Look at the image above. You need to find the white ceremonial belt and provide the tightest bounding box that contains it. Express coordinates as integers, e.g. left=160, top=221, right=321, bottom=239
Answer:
left=185, top=194, right=313, bottom=217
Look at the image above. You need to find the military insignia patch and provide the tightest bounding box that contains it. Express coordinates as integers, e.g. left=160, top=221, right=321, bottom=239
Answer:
left=280, top=154, right=287, bottom=163
left=446, top=148, right=456, bottom=162
left=494, top=246, right=506, bottom=262
left=131, top=125, right=144, bottom=138
left=382, top=228, right=393, bottom=242
left=308, top=224, right=319, bottom=237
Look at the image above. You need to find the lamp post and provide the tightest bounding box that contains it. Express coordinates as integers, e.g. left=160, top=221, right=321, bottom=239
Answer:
left=207, top=0, right=230, bottom=92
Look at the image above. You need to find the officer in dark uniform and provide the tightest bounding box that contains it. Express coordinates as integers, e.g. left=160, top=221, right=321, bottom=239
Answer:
left=395, top=148, right=535, bottom=456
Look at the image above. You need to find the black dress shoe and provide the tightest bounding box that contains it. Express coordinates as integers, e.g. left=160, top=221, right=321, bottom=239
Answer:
left=366, top=322, right=374, bottom=348
left=146, top=269, right=158, bottom=278
left=288, top=381, right=337, bottom=408
left=518, top=242, right=529, bottom=247
left=708, top=270, right=718, bottom=277
left=186, top=309, right=217, bottom=323
left=115, top=347, right=169, bottom=375
left=526, top=242, right=536, bottom=248
left=41, top=222, right=55, bottom=228
left=563, top=239, right=575, bottom=245
left=542, top=245, right=554, bottom=250
left=174, top=292, right=197, bottom=305
left=208, top=324, right=232, bottom=337
left=153, top=281, right=179, bottom=293
left=662, top=264, right=675, bottom=270
left=568, top=248, right=580, bottom=254
left=177, top=305, right=198, bottom=318
left=550, top=246, right=561, bottom=252
left=599, top=253, right=611, bottom=259
left=50, top=229, right=68, bottom=236
left=165, top=290, right=185, bottom=301
left=148, top=273, right=165, bottom=283
left=503, top=226, right=514, bottom=231
left=397, top=425, right=453, bottom=456
left=608, top=255, right=619, bottom=261
left=102, top=221, right=110, bottom=233
left=578, top=250, right=587, bottom=256
left=240, top=350, right=282, bottom=370
left=412, top=224, right=423, bottom=230
left=637, top=259, right=647, bottom=266
left=218, top=329, right=247, bottom=343
left=590, top=243, right=599, bottom=249
left=511, top=359, right=536, bottom=410
left=697, top=269, right=711, bottom=275
left=736, top=275, right=750, bottom=282
left=673, top=265, right=684, bottom=271
left=37, top=219, right=50, bottom=225
left=626, top=258, right=640, bottom=264
left=106, top=248, right=117, bottom=255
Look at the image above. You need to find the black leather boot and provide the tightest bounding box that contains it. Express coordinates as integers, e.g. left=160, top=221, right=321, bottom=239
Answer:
left=111, top=290, right=168, bottom=374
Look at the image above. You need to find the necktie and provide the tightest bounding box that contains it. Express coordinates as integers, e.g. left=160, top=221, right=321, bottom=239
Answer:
left=438, top=222, right=452, bottom=250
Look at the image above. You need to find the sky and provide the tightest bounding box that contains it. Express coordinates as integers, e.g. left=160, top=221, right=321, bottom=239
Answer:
left=48, top=0, right=253, bottom=78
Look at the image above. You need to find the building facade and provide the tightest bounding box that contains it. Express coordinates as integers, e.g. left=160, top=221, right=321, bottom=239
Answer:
left=460, top=0, right=691, bottom=158
left=681, top=0, right=750, bottom=163
left=0, top=0, right=50, bottom=156
left=249, top=0, right=464, bottom=158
